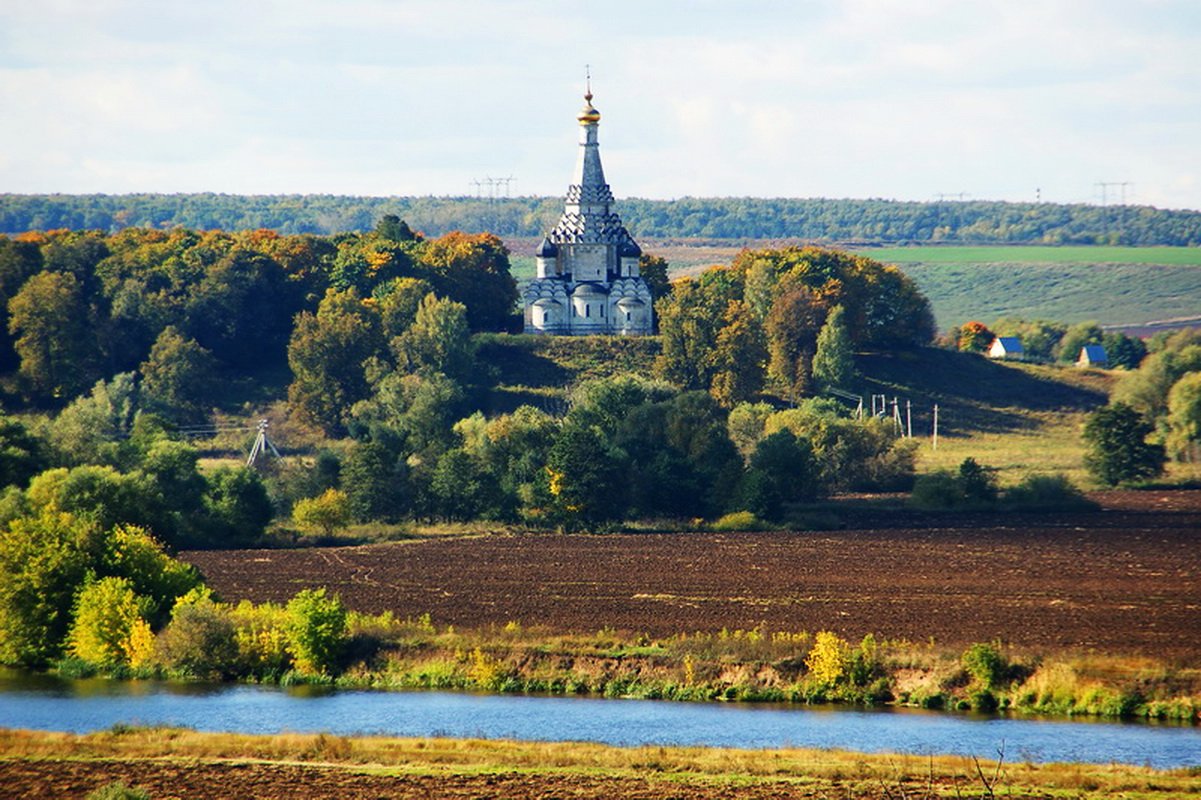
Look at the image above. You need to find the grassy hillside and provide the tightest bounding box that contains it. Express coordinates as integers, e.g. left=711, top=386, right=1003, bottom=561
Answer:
left=471, top=335, right=1122, bottom=484
left=617, top=242, right=1201, bottom=329
left=475, top=334, right=661, bottom=413
left=863, top=246, right=1201, bottom=328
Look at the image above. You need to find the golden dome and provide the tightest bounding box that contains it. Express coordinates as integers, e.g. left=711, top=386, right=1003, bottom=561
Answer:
left=577, top=91, right=601, bottom=125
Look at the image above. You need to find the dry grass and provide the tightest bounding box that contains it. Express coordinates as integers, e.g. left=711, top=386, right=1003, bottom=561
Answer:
left=917, top=411, right=1092, bottom=486
left=0, top=727, right=1197, bottom=798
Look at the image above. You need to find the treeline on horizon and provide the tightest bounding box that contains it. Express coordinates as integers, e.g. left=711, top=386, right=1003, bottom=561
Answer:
left=3, top=193, right=1201, bottom=246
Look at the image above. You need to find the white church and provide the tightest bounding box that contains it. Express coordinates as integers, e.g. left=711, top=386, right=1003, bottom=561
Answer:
left=522, top=86, right=655, bottom=335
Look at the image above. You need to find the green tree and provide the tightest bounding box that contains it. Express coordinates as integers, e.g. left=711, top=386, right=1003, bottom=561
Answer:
left=709, top=300, right=767, bottom=408
left=184, top=248, right=294, bottom=369
left=430, top=448, right=505, bottom=521
left=47, top=373, right=138, bottom=466
left=1082, top=403, right=1166, bottom=485
left=284, top=588, right=347, bottom=675
left=811, top=304, right=857, bottom=391
left=1166, top=372, right=1201, bottom=462
left=0, top=414, right=48, bottom=488
left=1112, top=345, right=1201, bottom=419
left=1056, top=321, right=1105, bottom=363
left=340, top=440, right=405, bottom=522
left=201, top=467, right=273, bottom=547
left=0, top=510, right=92, bottom=665
left=7, top=271, right=102, bottom=399
left=287, top=287, right=385, bottom=434
left=374, top=214, right=418, bottom=243
left=352, top=371, right=465, bottom=454
left=1101, top=331, right=1148, bottom=370
left=638, top=253, right=671, bottom=303
left=737, top=428, right=817, bottom=519
left=26, top=465, right=173, bottom=542
left=374, top=276, right=435, bottom=338
left=957, top=457, right=998, bottom=505
left=292, top=488, right=351, bottom=537
left=139, top=326, right=216, bottom=424
left=393, top=293, right=474, bottom=382
left=546, top=422, right=627, bottom=529
left=0, top=236, right=44, bottom=370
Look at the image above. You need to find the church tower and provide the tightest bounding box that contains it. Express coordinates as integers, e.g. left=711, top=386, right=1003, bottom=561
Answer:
left=523, top=80, right=654, bottom=335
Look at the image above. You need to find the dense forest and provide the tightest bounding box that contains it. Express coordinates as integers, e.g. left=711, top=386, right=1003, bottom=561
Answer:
left=3, top=193, right=1200, bottom=245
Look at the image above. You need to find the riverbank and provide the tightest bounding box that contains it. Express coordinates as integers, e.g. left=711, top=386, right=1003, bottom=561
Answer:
left=2, top=726, right=1198, bottom=800
left=317, top=618, right=1201, bottom=723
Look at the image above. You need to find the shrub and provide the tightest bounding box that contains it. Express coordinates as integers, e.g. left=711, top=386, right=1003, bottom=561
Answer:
left=1004, top=474, right=1097, bottom=511
left=709, top=511, right=765, bottom=531
left=230, top=600, right=290, bottom=677
left=907, top=471, right=961, bottom=510
left=909, top=459, right=998, bottom=510
left=86, top=782, right=152, bottom=800
left=68, top=577, right=153, bottom=670
left=292, top=488, right=351, bottom=538
left=957, top=458, right=997, bottom=504
left=285, top=588, right=348, bottom=676
left=157, top=597, right=238, bottom=679
left=962, top=642, right=1007, bottom=690
left=805, top=630, right=851, bottom=686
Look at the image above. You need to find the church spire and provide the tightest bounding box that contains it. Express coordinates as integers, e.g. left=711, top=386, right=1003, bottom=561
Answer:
left=577, top=66, right=601, bottom=125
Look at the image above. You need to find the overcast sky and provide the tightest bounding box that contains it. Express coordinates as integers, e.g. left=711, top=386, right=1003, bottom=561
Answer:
left=2, top=1, right=1199, bottom=209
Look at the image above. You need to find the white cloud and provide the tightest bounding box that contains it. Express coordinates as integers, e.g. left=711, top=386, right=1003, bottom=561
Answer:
left=0, top=0, right=1198, bottom=208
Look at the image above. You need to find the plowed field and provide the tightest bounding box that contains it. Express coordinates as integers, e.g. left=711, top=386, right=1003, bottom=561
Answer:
left=0, top=759, right=887, bottom=800
left=183, top=490, right=1201, bottom=658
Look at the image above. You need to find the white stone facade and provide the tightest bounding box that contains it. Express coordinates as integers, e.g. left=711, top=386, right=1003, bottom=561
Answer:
left=522, top=89, right=654, bottom=335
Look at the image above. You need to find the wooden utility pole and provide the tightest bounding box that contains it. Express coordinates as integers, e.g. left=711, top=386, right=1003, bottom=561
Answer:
left=932, top=404, right=939, bottom=450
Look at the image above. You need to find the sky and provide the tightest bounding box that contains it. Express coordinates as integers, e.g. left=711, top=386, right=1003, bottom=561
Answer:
left=2, top=0, right=1200, bottom=210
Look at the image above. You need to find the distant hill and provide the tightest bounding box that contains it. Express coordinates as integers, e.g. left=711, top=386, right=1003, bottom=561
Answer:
left=3, top=193, right=1200, bottom=245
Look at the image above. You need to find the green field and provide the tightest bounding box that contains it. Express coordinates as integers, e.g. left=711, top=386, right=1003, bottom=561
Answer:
left=855, top=246, right=1201, bottom=327
left=863, top=245, right=1201, bottom=265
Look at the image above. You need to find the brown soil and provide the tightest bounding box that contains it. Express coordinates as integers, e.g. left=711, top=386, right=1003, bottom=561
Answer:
left=183, top=490, right=1201, bottom=659
left=0, top=758, right=1055, bottom=799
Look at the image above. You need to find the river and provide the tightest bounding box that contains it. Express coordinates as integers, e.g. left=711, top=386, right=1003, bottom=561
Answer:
left=1, top=671, right=1197, bottom=769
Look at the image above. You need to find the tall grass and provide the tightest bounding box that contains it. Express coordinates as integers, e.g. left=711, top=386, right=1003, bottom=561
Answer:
left=1, top=726, right=1196, bottom=798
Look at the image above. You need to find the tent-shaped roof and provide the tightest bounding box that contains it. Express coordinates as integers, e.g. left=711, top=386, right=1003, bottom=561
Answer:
left=1078, top=344, right=1109, bottom=364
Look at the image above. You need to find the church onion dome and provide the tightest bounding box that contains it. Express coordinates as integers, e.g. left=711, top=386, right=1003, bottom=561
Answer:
left=619, top=240, right=642, bottom=258
left=577, top=92, right=601, bottom=125
left=535, top=236, right=558, bottom=258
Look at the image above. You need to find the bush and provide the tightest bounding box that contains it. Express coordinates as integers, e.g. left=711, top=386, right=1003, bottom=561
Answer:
left=292, top=488, right=351, bottom=537
left=230, top=600, right=290, bottom=677
left=907, top=471, right=962, bottom=510
left=1004, top=474, right=1097, bottom=511
left=708, top=511, right=765, bottom=531
left=961, top=642, right=1007, bottom=689
left=68, top=577, right=154, bottom=670
left=908, top=458, right=998, bottom=510
left=86, top=782, right=152, bottom=800
left=805, top=630, right=851, bottom=686
left=285, top=588, right=348, bottom=676
left=157, top=597, right=238, bottom=679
